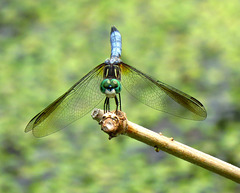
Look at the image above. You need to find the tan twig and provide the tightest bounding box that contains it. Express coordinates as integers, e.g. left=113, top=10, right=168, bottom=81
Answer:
left=91, top=109, right=240, bottom=183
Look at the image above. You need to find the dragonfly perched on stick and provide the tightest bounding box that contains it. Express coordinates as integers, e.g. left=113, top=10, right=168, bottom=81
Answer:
left=25, top=26, right=207, bottom=137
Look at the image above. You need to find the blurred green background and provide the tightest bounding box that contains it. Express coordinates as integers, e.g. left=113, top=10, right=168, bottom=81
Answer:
left=1, top=0, right=240, bottom=192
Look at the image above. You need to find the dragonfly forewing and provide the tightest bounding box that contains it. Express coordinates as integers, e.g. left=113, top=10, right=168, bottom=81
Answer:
left=120, top=63, right=207, bottom=120
left=25, top=64, right=105, bottom=137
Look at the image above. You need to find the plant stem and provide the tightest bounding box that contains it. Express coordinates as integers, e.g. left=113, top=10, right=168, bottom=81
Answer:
left=91, top=109, right=240, bottom=183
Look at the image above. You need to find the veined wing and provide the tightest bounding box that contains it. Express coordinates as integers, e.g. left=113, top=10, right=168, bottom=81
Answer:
left=120, top=63, right=207, bottom=120
left=25, top=63, right=105, bottom=137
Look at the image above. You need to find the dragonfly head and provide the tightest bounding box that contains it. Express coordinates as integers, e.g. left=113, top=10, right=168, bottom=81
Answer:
left=100, top=78, right=121, bottom=98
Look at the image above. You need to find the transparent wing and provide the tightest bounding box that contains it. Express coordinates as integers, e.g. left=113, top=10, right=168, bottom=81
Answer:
left=25, top=63, right=105, bottom=137
left=120, top=63, right=207, bottom=120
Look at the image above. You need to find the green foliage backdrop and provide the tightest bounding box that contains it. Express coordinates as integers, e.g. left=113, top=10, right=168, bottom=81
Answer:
left=1, top=0, right=240, bottom=192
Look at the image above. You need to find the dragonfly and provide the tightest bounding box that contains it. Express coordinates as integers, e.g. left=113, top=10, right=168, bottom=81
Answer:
left=25, top=26, right=207, bottom=137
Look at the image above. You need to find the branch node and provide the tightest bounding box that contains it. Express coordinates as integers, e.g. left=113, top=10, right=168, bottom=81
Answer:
left=92, top=109, right=128, bottom=139
left=170, top=137, right=174, bottom=141
left=154, top=145, right=160, bottom=152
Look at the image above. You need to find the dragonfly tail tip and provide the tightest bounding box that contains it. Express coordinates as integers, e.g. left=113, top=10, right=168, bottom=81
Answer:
left=111, top=26, right=118, bottom=33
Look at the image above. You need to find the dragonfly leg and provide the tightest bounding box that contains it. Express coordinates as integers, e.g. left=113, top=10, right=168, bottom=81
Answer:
left=114, top=95, right=119, bottom=111
left=118, top=93, right=122, bottom=111
left=104, top=97, right=106, bottom=113
left=104, top=97, right=109, bottom=113
left=107, top=97, right=110, bottom=112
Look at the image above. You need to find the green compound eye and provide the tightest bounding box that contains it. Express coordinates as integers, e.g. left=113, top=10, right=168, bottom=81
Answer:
left=100, top=79, right=121, bottom=94
left=100, top=79, right=111, bottom=93
left=103, top=79, right=111, bottom=88
left=111, top=79, right=118, bottom=88
left=111, top=79, right=121, bottom=94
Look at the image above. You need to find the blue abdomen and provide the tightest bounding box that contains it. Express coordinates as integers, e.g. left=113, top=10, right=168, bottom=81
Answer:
left=110, top=26, right=122, bottom=58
